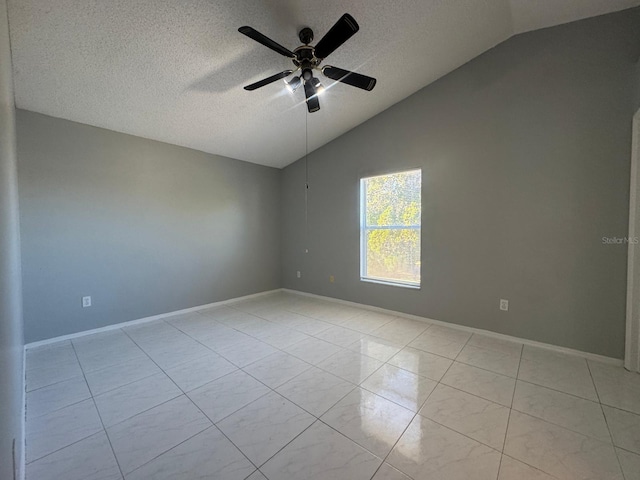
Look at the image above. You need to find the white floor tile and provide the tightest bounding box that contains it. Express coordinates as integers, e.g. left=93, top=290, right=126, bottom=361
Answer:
left=246, top=470, right=269, bottom=480
left=168, top=315, right=229, bottom=343
left=371, top=320, right=428, bottom=345
left=27, top=376, right=90, bottom=419
left=589, top=361, right=640, bottom=415
left=457, top=344, right=520, bottom=377
left=217, top=391, right=315, bottom=465
left=123, top=321, right=181, bottom=343
left=617, top=447, right=640, bottom=480
left=126, top=426, right=254, bottom=480
left=94, top=373, right=182, bottom=427
left=309, top=305, right=363, bottom=324
left=361, top=364, right=437, bottom=412
left=73, top=331, right=147, bottom=373
left=504, top=411, right=622, bottom=480
left=264, top=310, right=333, bottom=335
left=371, top=463, right=413, bottom=480
left=84, top=355, right=161, bottom=396
left=276, top=366, right=355, bottom=416
left=321, top=388, right=414, bottom=457
left=426, top=324, right=472, bottom=344
left=26, top=432, right=121, bottom=480
left=257, top=327, right=310, bottom=349
left=284, top=337, right=344, bottom=365
left=26, top=342, right=76, bottom=371
left=467, top=334, right=523, bottom=356
left=261, top=421, right=382, bottom=480
left=388, top=346, right=453, bottom=381
left=409, top=332, right=466, bottom=359
left=347, top=336, right=403, bottom=362
left=188, top=370, right=270, bottom=423
left=315, top=325, right=365, bottom=347
left=387, top=416, right=502, bottom=480
left=27, top=398, right=103, bottom=462
left=441, top=362, right=515, bottom=407
left=215, top=337, right=279, bottom=367
left=243, top=351, right=311, bottom=389
left=497, top=455, right=555, bottom=480
left=317, top=349, right=383, bottom=385
left=603, top=406, right=640, bottom=454
left=26, top=355, right=84, bottom=392
left=196, top=328, right=252, bottom=351
left=164, top=352, right=237, bottom=392
left=512, top=380, right=610, bottom=441
left=107, top=395, right=211, bottom=474
left=137, top=335, right=213, bottom=370
left=518, top=346, right=597, bottom=401
left=419, top=383, right=510, bottom=450
left=341, top=311, right=397, bottom=334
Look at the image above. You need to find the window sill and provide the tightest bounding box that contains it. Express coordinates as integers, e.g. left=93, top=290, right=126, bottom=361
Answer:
left=360, top=277, right=421, bottom=290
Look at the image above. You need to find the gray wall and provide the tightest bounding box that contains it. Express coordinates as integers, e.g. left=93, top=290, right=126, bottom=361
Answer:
left=282, top=8, right=640, bottom=359
left=18, top=110, right=281, bottom=343
left=0, top=0, right=24, bottom=478
left=635, top=59, right=640, bottom=112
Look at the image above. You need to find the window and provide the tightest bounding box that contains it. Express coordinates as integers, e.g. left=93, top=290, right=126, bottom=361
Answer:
left=360, top=169, right=421, bottom=288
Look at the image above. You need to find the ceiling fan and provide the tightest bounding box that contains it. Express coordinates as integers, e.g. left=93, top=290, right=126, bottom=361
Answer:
left=238, top=13, right=377, bottom=113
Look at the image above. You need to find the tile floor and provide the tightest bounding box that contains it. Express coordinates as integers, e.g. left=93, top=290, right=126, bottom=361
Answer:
left=24, top=292, right=640, bottom=480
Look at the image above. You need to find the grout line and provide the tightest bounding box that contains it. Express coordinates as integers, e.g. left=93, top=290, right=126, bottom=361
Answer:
left=586, top=360, right=627, bottom=480
left=68, top=341, right=126, bottom=480
left=23, top=430, right=108, bottom=468
left=368, top=346, right=461, bottom=480
left=497, top=343, right=524, bottom=478
left=119, top=328, right=263, bottom=474
left=498, top=453, right=563, bottom=479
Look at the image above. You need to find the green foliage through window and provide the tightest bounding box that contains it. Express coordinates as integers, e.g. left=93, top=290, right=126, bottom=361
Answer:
left=361, top=170, right=421, bottom=286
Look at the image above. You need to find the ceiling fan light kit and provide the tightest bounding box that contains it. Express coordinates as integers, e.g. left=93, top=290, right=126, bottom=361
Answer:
left=239, top=13, right=377, bottom=113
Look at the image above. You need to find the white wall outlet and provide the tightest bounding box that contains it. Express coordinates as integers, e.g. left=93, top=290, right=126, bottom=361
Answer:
left=296, top=271, right=301, bottom=278
left=500, top=299, right=509, bottom=311
left=329, top=275, right=335, bottom=283
left=82, top=296, right=92, bottom=308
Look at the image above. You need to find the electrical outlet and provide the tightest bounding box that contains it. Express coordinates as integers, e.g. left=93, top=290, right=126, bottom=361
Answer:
left=329, top=275, right=335, bottom=283
left=296, top=271, right=301, bottom=278
left=82, top=296, right=92, bottom=308
left=499, top=299, right=509, bottom=311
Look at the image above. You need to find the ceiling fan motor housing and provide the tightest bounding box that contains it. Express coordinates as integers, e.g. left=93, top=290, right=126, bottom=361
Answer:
left=299, top=27, right=314, bottom=45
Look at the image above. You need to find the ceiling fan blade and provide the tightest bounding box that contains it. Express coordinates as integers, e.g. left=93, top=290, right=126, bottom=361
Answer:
left=314, top=14, right=359, bottom=60
left=244, top=70, right=294, bottom=91
left=238, top=26, right=296, bottom=58
left=304, top=81, right=320, bottom=113
left=322, top=66, right=376, bottom=91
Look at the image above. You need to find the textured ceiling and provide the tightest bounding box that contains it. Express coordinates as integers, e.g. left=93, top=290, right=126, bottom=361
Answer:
left=7, top=0, right=640, bottom=168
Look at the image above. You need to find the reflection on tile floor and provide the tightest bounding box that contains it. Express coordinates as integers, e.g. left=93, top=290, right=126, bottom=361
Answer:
left=24, top=292, right=640, bottom=479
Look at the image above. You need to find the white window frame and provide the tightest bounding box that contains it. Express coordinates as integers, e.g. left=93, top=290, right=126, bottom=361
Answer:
left=360, top=169, right=421, bottom=289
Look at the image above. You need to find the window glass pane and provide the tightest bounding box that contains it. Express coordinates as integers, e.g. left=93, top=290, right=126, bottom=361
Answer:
left=365, top=228, right=420, bottom=284
left=365, top=170, right=421, bottom=227
left=361, top=169, right=421, bottom=286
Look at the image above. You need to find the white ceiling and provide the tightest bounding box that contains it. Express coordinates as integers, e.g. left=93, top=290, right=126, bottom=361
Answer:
left=7, top=0, right=640, bottom=168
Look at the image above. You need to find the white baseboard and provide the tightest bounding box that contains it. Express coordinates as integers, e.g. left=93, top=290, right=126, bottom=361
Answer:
left=25, top=289, right=283, bottom=350
left=282, top=288, right=623, bottom=366
left=25, top=286, right=623, bottom=367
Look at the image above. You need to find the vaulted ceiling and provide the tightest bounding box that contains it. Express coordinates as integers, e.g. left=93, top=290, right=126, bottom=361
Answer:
left=7, top=0, right=640, bottom=168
